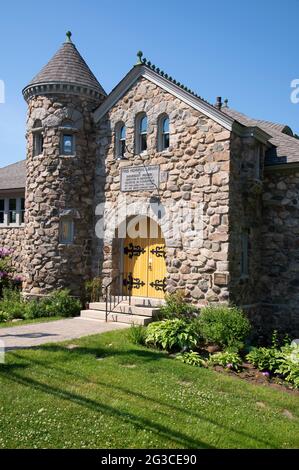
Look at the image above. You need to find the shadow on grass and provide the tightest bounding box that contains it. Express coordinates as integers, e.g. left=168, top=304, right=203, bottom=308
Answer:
left=1, top=369, right=214, bottom=449
left=3, top=346, right=277, bottom=448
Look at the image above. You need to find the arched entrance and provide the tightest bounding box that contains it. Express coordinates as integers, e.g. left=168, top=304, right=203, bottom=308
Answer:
left=122, top=217, right=167, bottom=299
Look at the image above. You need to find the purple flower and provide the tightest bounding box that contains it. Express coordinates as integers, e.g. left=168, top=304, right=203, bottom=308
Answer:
left=13, top=275, right=23, bottom=283
left=0, top=271, right=8, bottom=279
left=262, top=371, right=270, bottom=378
left=226, top=363, right=234, bottom=369
left=0, top=247, right=13, bottom=259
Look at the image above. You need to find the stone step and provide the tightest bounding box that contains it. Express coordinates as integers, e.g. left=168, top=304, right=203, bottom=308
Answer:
left=80, top=310, right=153, bottom=326
left=88, top=302, right=160, bottom=317
left=109, top=296, right=165, bottom=308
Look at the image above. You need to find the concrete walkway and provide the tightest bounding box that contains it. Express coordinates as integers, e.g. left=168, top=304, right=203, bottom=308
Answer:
left=0, top=317, right=128, bottom=351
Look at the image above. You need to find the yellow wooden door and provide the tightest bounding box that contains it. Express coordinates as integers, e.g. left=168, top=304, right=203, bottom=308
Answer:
left=148, top=237, right=167, bottom=299
left=123, top=236, right=148, bottom=297
left=123, top=220, right=166, bottom=299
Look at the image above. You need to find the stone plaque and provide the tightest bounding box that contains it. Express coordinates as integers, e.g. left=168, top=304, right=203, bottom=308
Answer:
left=121, top=165, right=160, bottom=192
left=214, top=272, right=229, bottom=286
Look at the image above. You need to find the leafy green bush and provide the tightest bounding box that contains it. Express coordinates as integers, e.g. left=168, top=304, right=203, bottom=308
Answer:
left=158, top=291, right=199, bottom=320
left=44, top=290, right=81, bottom=317
left=145, top=319, right=200, bottom=352
left=208, top=351, right=243, bottom=371
left=246, top=347, right=281, bottom=372
left=198, top=305, right=251, bottom=350
left=128, top=325, right=147, bottom=346
left=176, top=350, right=207, bottom=367
left=0, top=248, right=22, bottom=297
left=84, top=277, right=102, bottom=303
left=0, top=288, right=81, bottom=321
left=0, top=289, right=26, bottom=320
left=275, top=344, right=299, bottom=388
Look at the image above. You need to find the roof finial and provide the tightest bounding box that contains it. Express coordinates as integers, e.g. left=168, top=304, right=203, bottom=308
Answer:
left=66, top=31, right=72, bottom=43
left=223, top=98, right=229, bottom=108
left=136, top=50, right=143, bottom=65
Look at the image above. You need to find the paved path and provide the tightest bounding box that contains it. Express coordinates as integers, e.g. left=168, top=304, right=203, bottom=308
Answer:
left=0, top=318, right=128, bottom=351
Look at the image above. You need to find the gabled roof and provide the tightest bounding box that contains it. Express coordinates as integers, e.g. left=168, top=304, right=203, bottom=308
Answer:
left=222, top=108, right=299, bottom=165
left=23, top=34, right=106, bottom=101
left=0, top=160, right=26, bottom=191
left=93, top=63, right=235, bottom=131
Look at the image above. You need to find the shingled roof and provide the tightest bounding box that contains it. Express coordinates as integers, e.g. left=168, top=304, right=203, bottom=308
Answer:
left=0, top=160, right=26, bottom=191
left=222, top=108, right=299, bottom=165
left=23, top=34, right=106, bottom=100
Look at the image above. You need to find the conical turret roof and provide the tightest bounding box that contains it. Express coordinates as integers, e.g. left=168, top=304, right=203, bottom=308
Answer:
left=23, top=32, right=106, bottom=102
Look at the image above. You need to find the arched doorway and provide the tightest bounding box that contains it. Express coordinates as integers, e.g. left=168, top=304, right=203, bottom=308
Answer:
left=123, top=217, right=167, bottom=299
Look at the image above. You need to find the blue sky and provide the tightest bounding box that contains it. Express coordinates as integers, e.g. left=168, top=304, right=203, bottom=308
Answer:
left=0, top=0, right=298, bottom=167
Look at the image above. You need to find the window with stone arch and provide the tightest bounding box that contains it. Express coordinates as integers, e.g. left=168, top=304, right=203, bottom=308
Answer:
left=32, top=119, right=44, bottom=157
left=115, top=121, right=126, bottom=159
left=135, top=112, right=147, bottom=154
left=61, top=120, right=75, bottom=155
left=158, top=114, right=170, bottom=151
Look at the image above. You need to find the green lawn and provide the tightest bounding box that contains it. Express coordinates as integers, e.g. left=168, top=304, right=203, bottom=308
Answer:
left=0, top=329, right=298, bottom=449
left=0, top=316, right=63, bottom=328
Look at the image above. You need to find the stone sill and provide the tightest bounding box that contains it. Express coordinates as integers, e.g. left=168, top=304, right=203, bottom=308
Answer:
left=0, top=224, right=25, bottom=229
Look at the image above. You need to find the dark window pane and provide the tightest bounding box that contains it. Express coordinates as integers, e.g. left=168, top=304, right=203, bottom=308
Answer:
left=0, top=212, right=3, bottom=224
left=120, top=139, right=126, bottom=157
left=21, top=198, right=25, bottom=223
left=63, top=135, right=74, bottom=154
left=162, top=117, right=169, bottom=133
left=33, top=133, right=43, bottom=156
left=60, top=219, right=74, bottom=244
left=0, top=199, right=4, bottom=211
left=162, top=133, right=169, bottom=150
left=9, top=199, right=16, bottom=211
left=141, top=134, right=147, bottom=151
left=0, top=199, right=4, bottom=224
left=140, top=116, right=147, bottom=134
left=120, top=125, right=126, bottom=140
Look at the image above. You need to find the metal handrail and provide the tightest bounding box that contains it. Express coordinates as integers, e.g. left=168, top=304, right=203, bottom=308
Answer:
left=104, top=272, right=132, bottom=322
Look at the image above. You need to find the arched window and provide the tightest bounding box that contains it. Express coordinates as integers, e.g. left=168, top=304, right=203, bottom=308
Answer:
left=115, top=122, right=126, bottom=159
left=158, top=115, right=170, bottom=151
left=32, top=119, right=43, bottom=156
left=136, top=113, right=147, bottom=154
left=61, top=120, right=75, bottom=155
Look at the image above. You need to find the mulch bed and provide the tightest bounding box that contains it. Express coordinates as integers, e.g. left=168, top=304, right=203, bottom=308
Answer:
left=212, top=362, right=299, bottom=395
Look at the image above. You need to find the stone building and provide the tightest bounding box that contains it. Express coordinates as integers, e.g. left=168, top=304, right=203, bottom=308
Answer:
left=0, top=33, right=298, bottom=334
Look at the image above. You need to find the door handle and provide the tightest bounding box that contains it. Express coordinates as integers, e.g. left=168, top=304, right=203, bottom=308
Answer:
left=148, top=258, right=153, bottom=271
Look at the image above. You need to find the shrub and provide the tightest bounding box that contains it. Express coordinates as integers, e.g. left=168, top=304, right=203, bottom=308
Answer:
left=0, top=289, right=26, bottom=320
left=0, top=248, right=22, bottom=297
left=246, top=347, right=281, bottom=372
left=198, top=305, right=251, bottom=350
left=128, top=325, right=147, bottom=346
left=84, top=277, right=102, bottom=303
left=0, top=288, right=81, bottom=321
left=145, top=319, right=200, bottom=352
left=44, top=290, right=81, bottom=317
left=158, top=291, right=199, bottom=320
left=275, top=343, right=299, bottom=388
left=176, top=351, right=207, bottom=367
left=208, top=351, right=243, bottom=371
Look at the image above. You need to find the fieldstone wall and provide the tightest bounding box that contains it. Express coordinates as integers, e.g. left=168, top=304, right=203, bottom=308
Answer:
left=23, top=92, right=104, bottom=296
left=261, top=167, right=299, bottom=336
left=94, top=76, right=232, bottom=304
left=228, top=134, right=265, bottom=306
left=0, top=227, right=24, bottom=274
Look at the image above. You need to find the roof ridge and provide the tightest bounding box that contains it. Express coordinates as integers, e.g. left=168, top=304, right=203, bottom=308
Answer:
left=136, top=51, right=213, bottom=107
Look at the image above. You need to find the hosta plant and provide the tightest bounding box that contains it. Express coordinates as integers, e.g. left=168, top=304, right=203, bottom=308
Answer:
left=208, top=351, right=243, bottom=371
left=176, top=351, right=207, bottom=367
left=145, top=319, right=200, bottom=352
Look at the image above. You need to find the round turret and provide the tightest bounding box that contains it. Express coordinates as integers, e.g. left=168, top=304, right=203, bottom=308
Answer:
left=22, top=32, right=106, bottom=296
